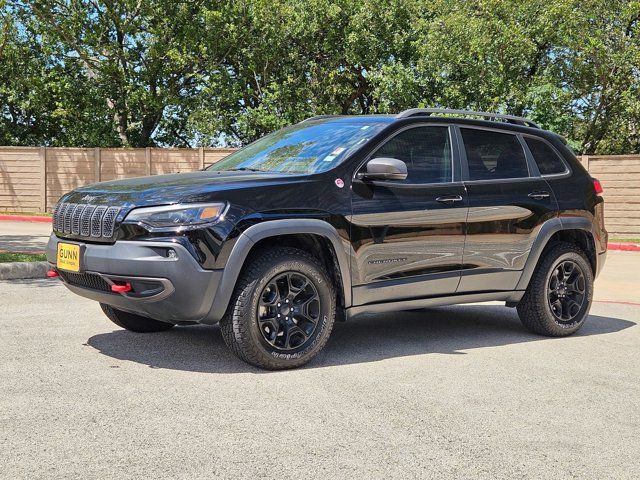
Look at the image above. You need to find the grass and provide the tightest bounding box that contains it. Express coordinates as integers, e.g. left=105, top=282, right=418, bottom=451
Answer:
left=0, top=211, right=52, bottom=217
left=610, top=237, right=640, bottom=244
left=0, top=252, right=47, bottom=263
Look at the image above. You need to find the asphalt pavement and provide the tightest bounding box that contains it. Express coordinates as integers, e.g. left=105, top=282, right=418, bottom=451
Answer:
left=1, top=252, right=639, bottom=479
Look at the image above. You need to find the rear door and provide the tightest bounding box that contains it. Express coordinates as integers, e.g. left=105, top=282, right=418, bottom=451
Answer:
left=350, top=124, right=468, bottom=306
left=456, top=126, right=557, bottom=292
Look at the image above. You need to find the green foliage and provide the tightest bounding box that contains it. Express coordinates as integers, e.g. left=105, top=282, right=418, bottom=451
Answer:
left=0, top=0, right=639, bottom=153
left=0, top=252, right=47, bottom=263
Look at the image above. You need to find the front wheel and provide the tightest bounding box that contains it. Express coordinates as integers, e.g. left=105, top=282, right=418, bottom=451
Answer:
left=517, top=242, right=594, bottom=336
left=220, top=247, right=336, bottom=370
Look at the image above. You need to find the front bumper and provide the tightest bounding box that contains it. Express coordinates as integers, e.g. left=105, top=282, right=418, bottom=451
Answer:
left=47, top=234, right=223, bottom=324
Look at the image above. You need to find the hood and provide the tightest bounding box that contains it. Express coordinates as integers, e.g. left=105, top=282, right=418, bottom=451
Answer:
left=60, top=170, right=310, bottom=208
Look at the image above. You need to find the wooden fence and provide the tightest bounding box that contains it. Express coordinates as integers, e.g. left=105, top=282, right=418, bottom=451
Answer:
left=0, top=147, right=235, bottom=214
left=580, top=155, right=640, bottom=236
left=0, top=147, right=639, bottom=236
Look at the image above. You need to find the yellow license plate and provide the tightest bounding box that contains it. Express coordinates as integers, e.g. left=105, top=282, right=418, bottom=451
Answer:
left=57, top=243, right=81, bottom=272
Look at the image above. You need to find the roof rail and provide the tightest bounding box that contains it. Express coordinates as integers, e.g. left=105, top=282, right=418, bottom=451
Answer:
left=396, top=108, right=540, bottom=128
left=300, top=114, right=343, bottom=123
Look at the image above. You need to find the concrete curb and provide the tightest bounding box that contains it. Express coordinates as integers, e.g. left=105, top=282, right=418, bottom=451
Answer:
left=0, top=215, right=52, bottom=223
left=0, top=261, right=49, bottom=280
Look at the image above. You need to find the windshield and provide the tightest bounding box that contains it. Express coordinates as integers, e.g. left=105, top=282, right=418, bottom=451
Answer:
left=208, top=118, right=390, bottom=174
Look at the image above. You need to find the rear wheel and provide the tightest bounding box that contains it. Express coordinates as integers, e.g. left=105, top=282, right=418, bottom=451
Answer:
left=220, top=247, right=336, bottom=370
left=100, top=303, right=175, bottom=333
left=517, top=242, right=593, bottom=336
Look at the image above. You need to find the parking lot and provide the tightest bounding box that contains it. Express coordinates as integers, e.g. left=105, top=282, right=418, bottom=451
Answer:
left=1, top=251, right=639, bottom=479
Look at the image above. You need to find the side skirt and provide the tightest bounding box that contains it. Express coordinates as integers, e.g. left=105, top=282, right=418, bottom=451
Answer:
left=345, top=290, right=525, bottom=319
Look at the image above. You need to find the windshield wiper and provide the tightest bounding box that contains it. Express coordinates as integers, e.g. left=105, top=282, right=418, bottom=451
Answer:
left=227, top=167, right=265, bottom=172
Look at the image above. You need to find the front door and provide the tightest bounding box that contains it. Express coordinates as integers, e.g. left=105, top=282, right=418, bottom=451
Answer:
left=456, top=126, right=558, bottom=292
left=350, top=124, right=468, bottom=306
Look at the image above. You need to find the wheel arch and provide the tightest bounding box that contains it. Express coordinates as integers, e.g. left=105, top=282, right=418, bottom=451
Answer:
left=516, top=217, right=597, bottom=291
left=205, top=219, right=352, bottom=323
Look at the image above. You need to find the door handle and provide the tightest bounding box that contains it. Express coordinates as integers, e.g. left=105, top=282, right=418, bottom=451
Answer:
left=435, top=195, right=463, bottom=204
left=528, top=191, right=550, bottom=200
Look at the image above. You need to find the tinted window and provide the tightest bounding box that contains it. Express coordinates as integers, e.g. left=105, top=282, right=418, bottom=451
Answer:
left=461, top=128, right=529, bottom=180
left=375, top=126, right=452, bottom=183
left=525, top=137, right=567, bottom=175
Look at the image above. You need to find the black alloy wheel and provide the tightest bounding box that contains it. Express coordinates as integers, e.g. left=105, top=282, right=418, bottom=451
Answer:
left=257, top=271, right=321, bottom=351
left=547, top=260, right=586, bottom=322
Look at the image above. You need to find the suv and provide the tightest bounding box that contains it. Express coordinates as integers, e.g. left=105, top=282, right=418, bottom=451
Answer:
left=47, top=108, right=607, bottom=370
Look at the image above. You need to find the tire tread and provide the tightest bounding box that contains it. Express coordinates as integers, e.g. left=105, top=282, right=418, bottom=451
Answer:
left=517, top=241, right=593, bottom=337
left=219, top=247, right=336, bottom=370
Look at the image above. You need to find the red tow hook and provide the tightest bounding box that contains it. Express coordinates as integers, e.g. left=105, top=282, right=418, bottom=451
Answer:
left=46, top=269, right=60, bottom=278
left=111, top=282, right=132, bottom=293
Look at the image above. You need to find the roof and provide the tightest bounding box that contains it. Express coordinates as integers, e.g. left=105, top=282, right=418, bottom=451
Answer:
left=302, top=109, right=539, bottom=129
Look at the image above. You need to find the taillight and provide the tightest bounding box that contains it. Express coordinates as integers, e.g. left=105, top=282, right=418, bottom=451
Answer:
left=593, top=178, right=603, bottom=195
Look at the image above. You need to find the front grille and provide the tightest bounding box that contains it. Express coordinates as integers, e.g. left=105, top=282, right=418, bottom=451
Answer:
left=81, top=205, right=96, bottom=237
left=53, top=202, right=122, bottom=240
left=58, top=271, right=112, bottom=292
left=71, top=204, right=85, bottom=234
left=91, top=206, right=107, bottom=237
left=102, top=206, right=120, bottom=237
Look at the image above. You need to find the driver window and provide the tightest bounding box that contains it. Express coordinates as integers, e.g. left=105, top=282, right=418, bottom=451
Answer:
left=374, top=126, right=452, bottom=184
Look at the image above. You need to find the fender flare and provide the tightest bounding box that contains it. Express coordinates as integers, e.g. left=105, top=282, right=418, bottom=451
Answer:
left=515, top=216, right=596, bottom=290
left=205, top=219, right=352, bottom=323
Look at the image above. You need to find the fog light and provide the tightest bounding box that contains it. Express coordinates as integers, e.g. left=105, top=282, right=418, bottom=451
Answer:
left=167, top=249, right=177, bottom=259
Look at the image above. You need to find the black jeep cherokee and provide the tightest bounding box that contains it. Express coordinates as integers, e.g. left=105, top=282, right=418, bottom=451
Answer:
left=47, top=108, right=607, bottom=369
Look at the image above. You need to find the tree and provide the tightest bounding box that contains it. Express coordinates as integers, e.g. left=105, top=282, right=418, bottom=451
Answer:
left=189, top=0, right=421, bottom=145
left=407, top=0, right=640, bottom=154
left=19, top=0, right=224, bottom=147
left=1, top=0, right=114, bottom=146
left=1, top=0, right=639, bottom=153
left=568, top=1, right=640, bottom=154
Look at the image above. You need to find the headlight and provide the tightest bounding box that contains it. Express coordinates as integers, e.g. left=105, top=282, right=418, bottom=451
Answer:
left=124, top=202, right=227, bottom=230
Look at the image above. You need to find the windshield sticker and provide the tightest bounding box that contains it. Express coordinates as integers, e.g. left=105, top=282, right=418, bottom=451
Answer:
left=322, top=146, right=346, bottom=162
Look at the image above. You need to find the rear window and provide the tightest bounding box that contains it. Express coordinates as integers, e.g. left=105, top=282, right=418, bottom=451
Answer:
left=461, top=128, right=529, bottom=180
left=524, top=137, right=568, bottom=175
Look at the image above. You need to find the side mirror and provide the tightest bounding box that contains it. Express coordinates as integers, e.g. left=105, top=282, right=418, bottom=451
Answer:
left=357, top=157, right=408, bottom=181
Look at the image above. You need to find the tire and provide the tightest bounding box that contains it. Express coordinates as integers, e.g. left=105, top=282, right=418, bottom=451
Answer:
left=220, top=247, right=336, bottom=370
left=100, top=303, right=175, bottom=333
left=517, top=242, right=594, bottom=337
